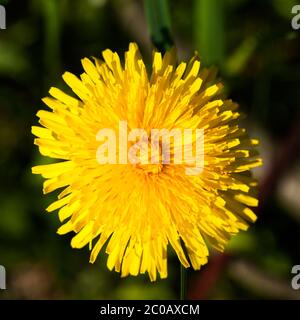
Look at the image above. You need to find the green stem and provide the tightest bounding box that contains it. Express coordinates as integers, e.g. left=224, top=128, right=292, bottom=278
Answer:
left=143, top=0, right=174, bottom=53
left=180, top=264, right=187, bottom=300
left=194, top=0, right=225, bottom=67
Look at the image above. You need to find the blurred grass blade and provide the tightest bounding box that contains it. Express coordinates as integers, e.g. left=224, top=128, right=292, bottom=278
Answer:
left=194, top=0, right=225, bottom=67
left=225, top=36, right=258, bottom=76
left=143, top=0, right=173, bottom=52
left=42, top=0, right=61, bottom=85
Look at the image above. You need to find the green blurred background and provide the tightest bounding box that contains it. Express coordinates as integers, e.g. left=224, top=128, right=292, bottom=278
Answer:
left=0, top=0, right=300, bottom=299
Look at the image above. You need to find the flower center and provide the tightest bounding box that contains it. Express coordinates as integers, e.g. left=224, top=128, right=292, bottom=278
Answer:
left=131, top=140, right=164, bottom=175
left=136, top=162, right=163, bottom=174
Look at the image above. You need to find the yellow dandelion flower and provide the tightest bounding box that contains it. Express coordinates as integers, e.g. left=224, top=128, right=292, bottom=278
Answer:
left=32, top=43, right=262, bottom=281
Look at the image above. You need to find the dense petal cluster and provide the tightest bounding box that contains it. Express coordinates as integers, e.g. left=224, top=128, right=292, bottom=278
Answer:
left=32, top=43, right=261, bottom=281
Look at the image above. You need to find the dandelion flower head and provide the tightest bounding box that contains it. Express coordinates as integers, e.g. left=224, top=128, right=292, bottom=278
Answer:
left=32, top=43, right=262, bottom=281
